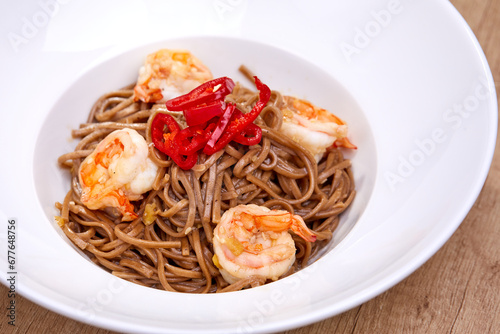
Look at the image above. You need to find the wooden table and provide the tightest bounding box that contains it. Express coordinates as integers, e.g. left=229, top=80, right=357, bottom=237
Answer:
left=2, top=0, right=499, bottom=333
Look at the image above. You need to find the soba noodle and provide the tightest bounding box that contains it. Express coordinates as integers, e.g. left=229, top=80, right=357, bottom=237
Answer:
left=56, top=80, right=355, bottom=293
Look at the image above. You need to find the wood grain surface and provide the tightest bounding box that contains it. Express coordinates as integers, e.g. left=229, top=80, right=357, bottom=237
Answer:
left=2, top=0, right=499, bottom=333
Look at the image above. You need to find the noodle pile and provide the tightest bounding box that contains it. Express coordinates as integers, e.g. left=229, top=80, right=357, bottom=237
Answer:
left=56, top=80, right=355, bottom=293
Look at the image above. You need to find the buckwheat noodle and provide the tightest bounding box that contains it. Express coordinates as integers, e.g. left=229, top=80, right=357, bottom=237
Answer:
left=56, top=76, right=356, bottom=293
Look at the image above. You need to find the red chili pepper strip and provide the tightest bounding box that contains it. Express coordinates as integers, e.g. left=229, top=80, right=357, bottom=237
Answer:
left=170, top=150, right=198, bottom=170
left=183, top=100, right=226, bottom=127
left=233, top=123, right=262, bottom=146
left=151, top=113, right=198, bottom=170
left=165, top=77, right=235, bottom=111
left=203, top=103, right=237, bottom=154
left=151, top=113, right=180, bottom=153
left=176, top=123, right=215, bottom=155
left=204, top=76, right=270, bottom=155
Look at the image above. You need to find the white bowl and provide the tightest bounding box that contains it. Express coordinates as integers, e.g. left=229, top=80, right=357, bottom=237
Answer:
left=0, top=1, right=496, bottom=333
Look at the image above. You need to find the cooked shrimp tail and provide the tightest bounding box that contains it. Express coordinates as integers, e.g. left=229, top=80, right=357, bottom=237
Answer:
left=253, top=213, right=316, bottom=242
left=290, top=216, right=317, bottom=242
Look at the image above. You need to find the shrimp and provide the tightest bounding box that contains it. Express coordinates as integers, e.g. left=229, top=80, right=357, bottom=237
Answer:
left=280, top=96, right=356, bottom=162
left=212, top=204, right=316, bottom=284
left=133, top=49, right=213, bottom=103
left=78, top=128, right=158, bottom=221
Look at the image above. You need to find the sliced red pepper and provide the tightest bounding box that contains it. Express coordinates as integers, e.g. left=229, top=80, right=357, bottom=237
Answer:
left=165, top=77, right=235, bottom=111
left=204, top=76, right=270, bottom=155
left=176, top=123, right=215, bottom=155
left=233, top=123, right=262, bottom=146
left=204, top=103, right=236, bottom=154
left=152, top=76, right=269, bottom=169
left=151, top=113, right=198, bottom=170
left=171, top=150, right=198, bottom=170
left=151, top=113, right=180, bottom=153
left=183, top=100, right=226, bottom=127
